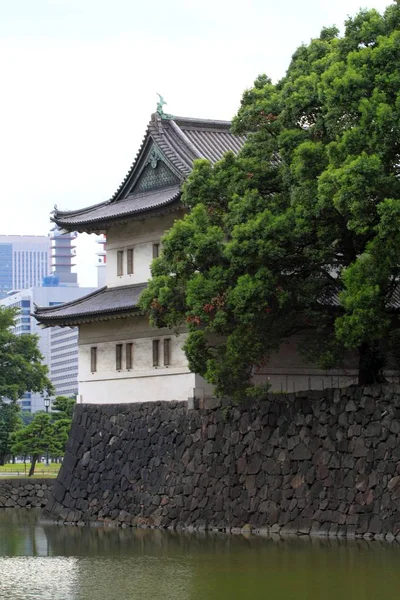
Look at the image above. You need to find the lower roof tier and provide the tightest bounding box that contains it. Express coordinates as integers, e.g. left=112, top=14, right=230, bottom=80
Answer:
left=34, top=283, right=147, bottom=326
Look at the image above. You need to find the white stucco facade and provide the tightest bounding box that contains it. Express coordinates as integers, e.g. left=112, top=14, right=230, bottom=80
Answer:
left=106, top=213, right=184, bottom=288
left=77, top=317, right=214, bottom=404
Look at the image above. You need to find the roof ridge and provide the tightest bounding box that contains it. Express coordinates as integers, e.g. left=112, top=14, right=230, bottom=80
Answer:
left=172, top=116, right=232, bottom=127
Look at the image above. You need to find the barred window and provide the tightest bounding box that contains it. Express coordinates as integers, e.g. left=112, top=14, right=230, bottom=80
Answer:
left=152, top=340, right=160, bottom=367
left=126, top=343, right=133, bottom=370
left=90, top=347, right=97, bottom=372
left=117, top=250, right=124, bottom=276
left=153, top=243, right=160, bottom=259
left=163, top=338, right=171, bottom=366
left=116, top=344, right=123, bottom=370
left=127, top=248, right=134, bottom=274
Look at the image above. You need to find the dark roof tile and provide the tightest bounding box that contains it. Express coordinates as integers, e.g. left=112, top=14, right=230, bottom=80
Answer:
left=34, top=283, right=146, bottom=325
left=52, top=113, right=245, bottom=231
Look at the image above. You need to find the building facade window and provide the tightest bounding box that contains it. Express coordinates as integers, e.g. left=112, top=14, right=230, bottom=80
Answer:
left=163, top=338, right=171, bottom=366
left=126, top=343, right=133, bottom=370
left=153, top=243, right=160, bottom=259
left=117, top=250, right=124, bottom=276
left=152, top=339, right=160, bottom=367
left=116, top=344, right=123, bottom=370
left=127, top=248, right=134, bottom=274
left=90, top=347, right=97, bottom=372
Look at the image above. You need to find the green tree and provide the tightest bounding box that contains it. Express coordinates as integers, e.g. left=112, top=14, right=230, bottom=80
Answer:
left=51, top=418, right=72, bottom=458
left=140, top=3, right=400, bottom=398
left=0, top=306, right=53, bottom=462
left=0, top=306, right=53, bottom=401
left=51, top=395, right=76, bottom=420
left=0, top=401, right=21, bottom=465
left=11, top=413, right=55, bottom=476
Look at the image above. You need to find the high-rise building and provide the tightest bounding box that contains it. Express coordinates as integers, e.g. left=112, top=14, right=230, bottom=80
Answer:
left=50, top=228, right=78, bottom=287
left=0, top=228, right=98, bottom=411
left=0, top=285, right=95, bottom=412
left=0, top=235, right=51, bottom=299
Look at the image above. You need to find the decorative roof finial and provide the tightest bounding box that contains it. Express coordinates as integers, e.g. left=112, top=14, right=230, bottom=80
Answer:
left=156, top=93, right=167, bottom=116
left=156, top=93, right=174, bottom=120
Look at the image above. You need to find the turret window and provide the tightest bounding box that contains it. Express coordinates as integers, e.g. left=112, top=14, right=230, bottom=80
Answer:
left=153, top=243, right=160, bottom=259
left=90, top=347, right=97, bottom=373
left=116, top=344, right=123, bottom=370
left=164, top=338, right=171, bottom=366
left=126, top=343, right=133, bottom=369
left=117, top=251, right=124, bottom=276
left=127, top=248, right=134, bottom=274
left=152, top=340, right=160, bottom=367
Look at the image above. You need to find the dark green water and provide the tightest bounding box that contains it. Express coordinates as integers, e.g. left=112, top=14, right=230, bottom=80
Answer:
left=1, top=509, right=400, bottom=600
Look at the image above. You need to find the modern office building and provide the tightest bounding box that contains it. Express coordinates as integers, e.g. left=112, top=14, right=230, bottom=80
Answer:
left=0, top=229, right=97, bottom=411
left=0, top=235, right=51, bottom=299
left=0, top=285, right=95, bottom=411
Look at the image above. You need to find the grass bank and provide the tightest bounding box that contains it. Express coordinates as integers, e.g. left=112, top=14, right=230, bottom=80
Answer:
left=0, top=463, right=60, bottom=478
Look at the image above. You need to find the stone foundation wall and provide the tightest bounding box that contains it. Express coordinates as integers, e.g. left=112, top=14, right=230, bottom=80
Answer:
left=45, top=385, right=400, bottom=538
left=0, top=479, right=53, bottom=508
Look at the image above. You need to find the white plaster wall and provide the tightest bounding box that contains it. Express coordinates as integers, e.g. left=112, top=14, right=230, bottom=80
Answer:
left=77, top=316, right=195, bottom=403
left=106, top=211, right=185, bottom=288
left=252, top=334, right=360, bottom=392
left=78, top=372, right=197, bottom=404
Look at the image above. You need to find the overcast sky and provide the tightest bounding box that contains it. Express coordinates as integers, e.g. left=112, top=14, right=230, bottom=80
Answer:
left=0, top=0, right=392, bottom=286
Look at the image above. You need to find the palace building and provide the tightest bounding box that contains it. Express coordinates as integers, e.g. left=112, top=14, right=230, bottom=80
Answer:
left=34, top=108, right=245, bottom=403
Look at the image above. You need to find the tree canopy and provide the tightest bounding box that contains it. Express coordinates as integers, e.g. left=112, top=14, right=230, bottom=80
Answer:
left=0, top=306, right=53, bottom=401
left=0, top=306, right=53, bottom=462
left=140, top=3, right=400, bottom=398
left=51, top=395, right=76, bottom=420
left=11, top=412, right=71, bottom=476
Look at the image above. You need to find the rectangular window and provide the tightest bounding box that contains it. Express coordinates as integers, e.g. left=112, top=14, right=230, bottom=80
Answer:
left=116, top=344, right=123, bottom=370
left=152, top=243, right=160, bottom=259
left=126, top=343, right=133, bottom=370
left=163, top=338, right=171, bottom=366
left=152, top=340, right=160, bottom=367
left=127, top=248, right=134, bottom=274
left=90, top=347, right=97, bottom=372
left=117, top=250, right=124, bottom=276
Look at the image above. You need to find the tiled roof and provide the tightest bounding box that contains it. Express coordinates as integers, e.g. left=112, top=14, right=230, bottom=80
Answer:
left=53, top=186, right=181, bottom=230
left=34, top=283, right=146, bottom=325
left=52, top=113, right=246, bottom=232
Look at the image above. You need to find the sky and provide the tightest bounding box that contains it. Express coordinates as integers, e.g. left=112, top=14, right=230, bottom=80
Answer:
left=0, top=0, right=393, bottom=286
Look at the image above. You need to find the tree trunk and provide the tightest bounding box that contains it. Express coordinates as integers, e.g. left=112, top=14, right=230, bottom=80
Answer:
left=29, top=455, right=38, bottom=477
left=358, top=342, right=387, bottom=385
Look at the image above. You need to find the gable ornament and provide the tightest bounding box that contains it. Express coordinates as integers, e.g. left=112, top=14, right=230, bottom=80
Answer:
left=156, top=93, right=174, bottom=120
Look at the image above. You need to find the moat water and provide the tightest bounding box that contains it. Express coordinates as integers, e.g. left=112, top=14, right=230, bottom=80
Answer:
left=1, top=509, right=400, bottom=599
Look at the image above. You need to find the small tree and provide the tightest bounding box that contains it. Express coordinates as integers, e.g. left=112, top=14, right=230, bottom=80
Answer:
left=51, top=418, right=72, bottom=461
left=11, top=413, right=54, bottom=476
left=51, top=395, right=76, bottom=420
left=0, top=306, right=53, bottom=401
left=0, top=305, right=53, bottom=463
left=0, top=401, right=21, bottom=465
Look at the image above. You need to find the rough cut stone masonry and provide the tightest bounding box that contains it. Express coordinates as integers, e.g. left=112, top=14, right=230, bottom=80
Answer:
left=0, top=479, right=52, bottom=508
left=44, top=385, right=400, bottom=539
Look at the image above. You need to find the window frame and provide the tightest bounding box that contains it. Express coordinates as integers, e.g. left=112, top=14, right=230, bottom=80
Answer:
left=152, top=243, right=160, bottom=259
left=90, top=347, right=97, bottom=373
left=152, top=339, right=160, bottom=367
left=163, top=338, right=171, bottom=366
left=127, top=248, right=134, bottom=275
left=116, top=344, right=123, bottom=370
left=126, top=342, right=133, bottom=370
left=117, top=250, right=124, bottom=276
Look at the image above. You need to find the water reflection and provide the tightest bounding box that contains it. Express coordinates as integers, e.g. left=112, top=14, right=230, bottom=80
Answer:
left=1, top=509, right=400, bottom=600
